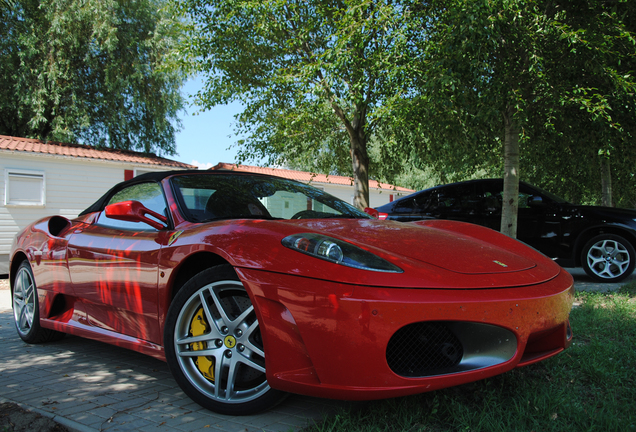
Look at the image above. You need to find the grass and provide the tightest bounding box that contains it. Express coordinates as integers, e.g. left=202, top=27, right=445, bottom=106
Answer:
left=306, top=281, right=636, bottom=432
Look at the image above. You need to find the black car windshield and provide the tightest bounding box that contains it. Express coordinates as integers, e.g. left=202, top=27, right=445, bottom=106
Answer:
left=171, top=174, right=371, bottom=222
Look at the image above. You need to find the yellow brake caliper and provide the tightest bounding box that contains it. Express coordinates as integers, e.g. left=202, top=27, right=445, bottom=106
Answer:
left=190, top=308, right=215, bottom=382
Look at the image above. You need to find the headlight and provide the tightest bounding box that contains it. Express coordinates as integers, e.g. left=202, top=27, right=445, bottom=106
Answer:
left=282, top=233, right=403, bottom=273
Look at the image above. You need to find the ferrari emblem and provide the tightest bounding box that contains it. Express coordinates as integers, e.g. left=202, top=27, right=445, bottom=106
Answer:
left=493, top=260, right=508, bottom=268
left=168, top=230, right=184, bottom=246
left=224, top=335, right=237, bottom=349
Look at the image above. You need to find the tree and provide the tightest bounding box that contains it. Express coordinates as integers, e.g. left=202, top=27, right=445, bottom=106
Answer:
left=397, top=0, right=636, bottom=237
left=175, top=0, right=418, bottom=209
left=0, top=0, right=185, bottom=155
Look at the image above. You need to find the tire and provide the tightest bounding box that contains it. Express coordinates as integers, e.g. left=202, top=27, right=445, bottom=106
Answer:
left=164, top=265, right=286, bottom=415
left=581, top=234, right=636, bottom=283
left=12, top=261, right=65, bottom=344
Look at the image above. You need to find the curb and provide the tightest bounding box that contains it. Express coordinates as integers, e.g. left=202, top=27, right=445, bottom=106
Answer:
left=0, top=397, right=98, bottom=432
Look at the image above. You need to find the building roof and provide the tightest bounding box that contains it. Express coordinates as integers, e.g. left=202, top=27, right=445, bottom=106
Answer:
left=0, top=135, right=196, bottom=169
left=210, top=163, right=414, bottom=192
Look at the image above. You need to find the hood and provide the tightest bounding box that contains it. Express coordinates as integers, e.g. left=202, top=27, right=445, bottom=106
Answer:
left=572, top=204, right=636, bottom=222
left=295, top=218, right=536, bottom=275
left=190, top=217, right=563, bottom=289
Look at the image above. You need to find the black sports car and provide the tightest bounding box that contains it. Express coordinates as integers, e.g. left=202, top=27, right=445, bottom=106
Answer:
left=374, top=179, right=636, bottom=282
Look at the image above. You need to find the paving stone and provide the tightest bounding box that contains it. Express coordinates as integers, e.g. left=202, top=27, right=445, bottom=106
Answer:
left=137, top=423, right=187, bottom=432
left=66, top=410, right=106, bottom=426
left=172, top=416, right=240, bottom=431
left=102, top=417, right=156, bottom=431
left=55, top=401, right=99, bottom=417
left=160, top=412, right=206, bottom=429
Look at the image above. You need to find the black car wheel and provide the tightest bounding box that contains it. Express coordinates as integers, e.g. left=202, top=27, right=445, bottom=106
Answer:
left=164, top=265, right=285, bottom=415
left=581, top=234, right=636, bottom=282
left=12, top=261, right=64, bottom=344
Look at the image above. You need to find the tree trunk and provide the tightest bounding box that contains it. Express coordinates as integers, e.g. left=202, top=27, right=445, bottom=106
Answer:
left=332, top=101, right=370, bottom=210
left=600, top=156, right=612, bottom=207
left=501, top=106, right=520, bottom=238
left=349, top=133, right=370, bottom=209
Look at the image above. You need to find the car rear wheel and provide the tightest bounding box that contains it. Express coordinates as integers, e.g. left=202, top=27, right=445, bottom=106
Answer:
left=581, top=234, right=636, bottom=282
left=12, top=261, right=64, bottom=344
left=164, top=265, right=285, bottom=415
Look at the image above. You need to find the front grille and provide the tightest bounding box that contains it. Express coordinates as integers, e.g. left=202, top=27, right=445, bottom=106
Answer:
left=386, top=322, right=463, bottom=377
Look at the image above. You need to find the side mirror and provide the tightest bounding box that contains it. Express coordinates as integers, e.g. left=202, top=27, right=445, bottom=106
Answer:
left=105, top=200, right=168, bottom=230
left=528, top=196, right=545, bottom=207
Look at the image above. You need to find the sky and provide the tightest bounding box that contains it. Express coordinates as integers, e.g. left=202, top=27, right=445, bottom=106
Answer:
left=172, top=77, right=243, bottom=169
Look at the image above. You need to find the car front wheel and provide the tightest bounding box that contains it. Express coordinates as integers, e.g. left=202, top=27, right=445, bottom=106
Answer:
left=12, top=261, right=64, bottom=343
left=164, top=265, right=285, bottom=415
left=581, top=234, right=636, bottom=282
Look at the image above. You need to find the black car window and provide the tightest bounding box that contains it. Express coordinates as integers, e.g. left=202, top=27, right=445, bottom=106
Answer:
left=393, top=197, right=417, bottom=212
left=480, top=182, right=555, bottom=211
left=427, top=184, right=479, bottom=214
left=518, top=190, right=535, bottom=209
left=519, top=183, right=567, bottom=205
left=96, top=182, right=167, bottom=230
left=519, top=182, right=567, bottom=204
left=482, top=191, right=501, bottom=212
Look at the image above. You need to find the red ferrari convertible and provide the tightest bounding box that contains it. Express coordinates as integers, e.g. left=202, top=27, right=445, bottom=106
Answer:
left=10, top=170, right=573, bottom=415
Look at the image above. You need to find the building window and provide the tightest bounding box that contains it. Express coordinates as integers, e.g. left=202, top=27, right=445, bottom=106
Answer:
left=4, top=169, right=46, bottom=206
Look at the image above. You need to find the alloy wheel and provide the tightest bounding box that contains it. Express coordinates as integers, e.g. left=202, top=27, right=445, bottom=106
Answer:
left=13, top=265, right=36, bottom=338
left=586, top=238, right=631, bottom=280
left=172, top=280, right=270, bottom=405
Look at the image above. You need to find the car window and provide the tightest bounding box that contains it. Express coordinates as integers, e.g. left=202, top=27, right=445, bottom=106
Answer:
left=171, top=174, right=370, bottom=222
left=96, top=182, right=167, bottom=230
left=425, top=184, right=480, bottom=215
left=520, top=183, right=567, bottom=205
left=482, top=191, right=501, bottom=211
left=393, top=197, right=417, bottom=213
left=481, top=183, right=546, bottom=210
left=518, top=190, right=535, bottom=209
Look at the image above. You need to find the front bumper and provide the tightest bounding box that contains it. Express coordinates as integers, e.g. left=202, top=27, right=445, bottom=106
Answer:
left=237, top=267, right=574, bottom=400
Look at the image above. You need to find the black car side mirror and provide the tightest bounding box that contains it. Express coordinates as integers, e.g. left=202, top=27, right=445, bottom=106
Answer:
left=528, top=196, right=546, bottom=207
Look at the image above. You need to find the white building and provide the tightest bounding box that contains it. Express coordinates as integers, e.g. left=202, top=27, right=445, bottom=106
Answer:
left=1, top=135, right=195, bottom=274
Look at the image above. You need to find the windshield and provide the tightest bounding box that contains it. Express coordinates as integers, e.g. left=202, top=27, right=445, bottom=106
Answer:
left=171, top=174, right=371, bottom=222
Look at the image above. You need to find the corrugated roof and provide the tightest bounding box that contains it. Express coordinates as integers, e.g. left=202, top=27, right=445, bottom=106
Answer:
left=0, top=135, right=196, bottom=169
left=210, top=162, right=414, bottom=192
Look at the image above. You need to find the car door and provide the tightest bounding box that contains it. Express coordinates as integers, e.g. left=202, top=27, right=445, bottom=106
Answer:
left=517, top=183, right=566, bottom=259
left=478, top=180, right=564, bottom=258
left=67, top=182, right=167, bottom=344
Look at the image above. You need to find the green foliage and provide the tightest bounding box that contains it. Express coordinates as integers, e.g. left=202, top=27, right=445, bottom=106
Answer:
left=173, top=0, right=635, bottom=208
left=394, top=0, right=636, bottom=208
left=174, top=0, right=420, bottom=207
left=0, top=0, right=185, bottom=155
left=306, top=288, right=636, bottom=432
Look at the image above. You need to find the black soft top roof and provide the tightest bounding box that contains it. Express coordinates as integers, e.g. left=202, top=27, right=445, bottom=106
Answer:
left=79, top=169, right=270, bottom=216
